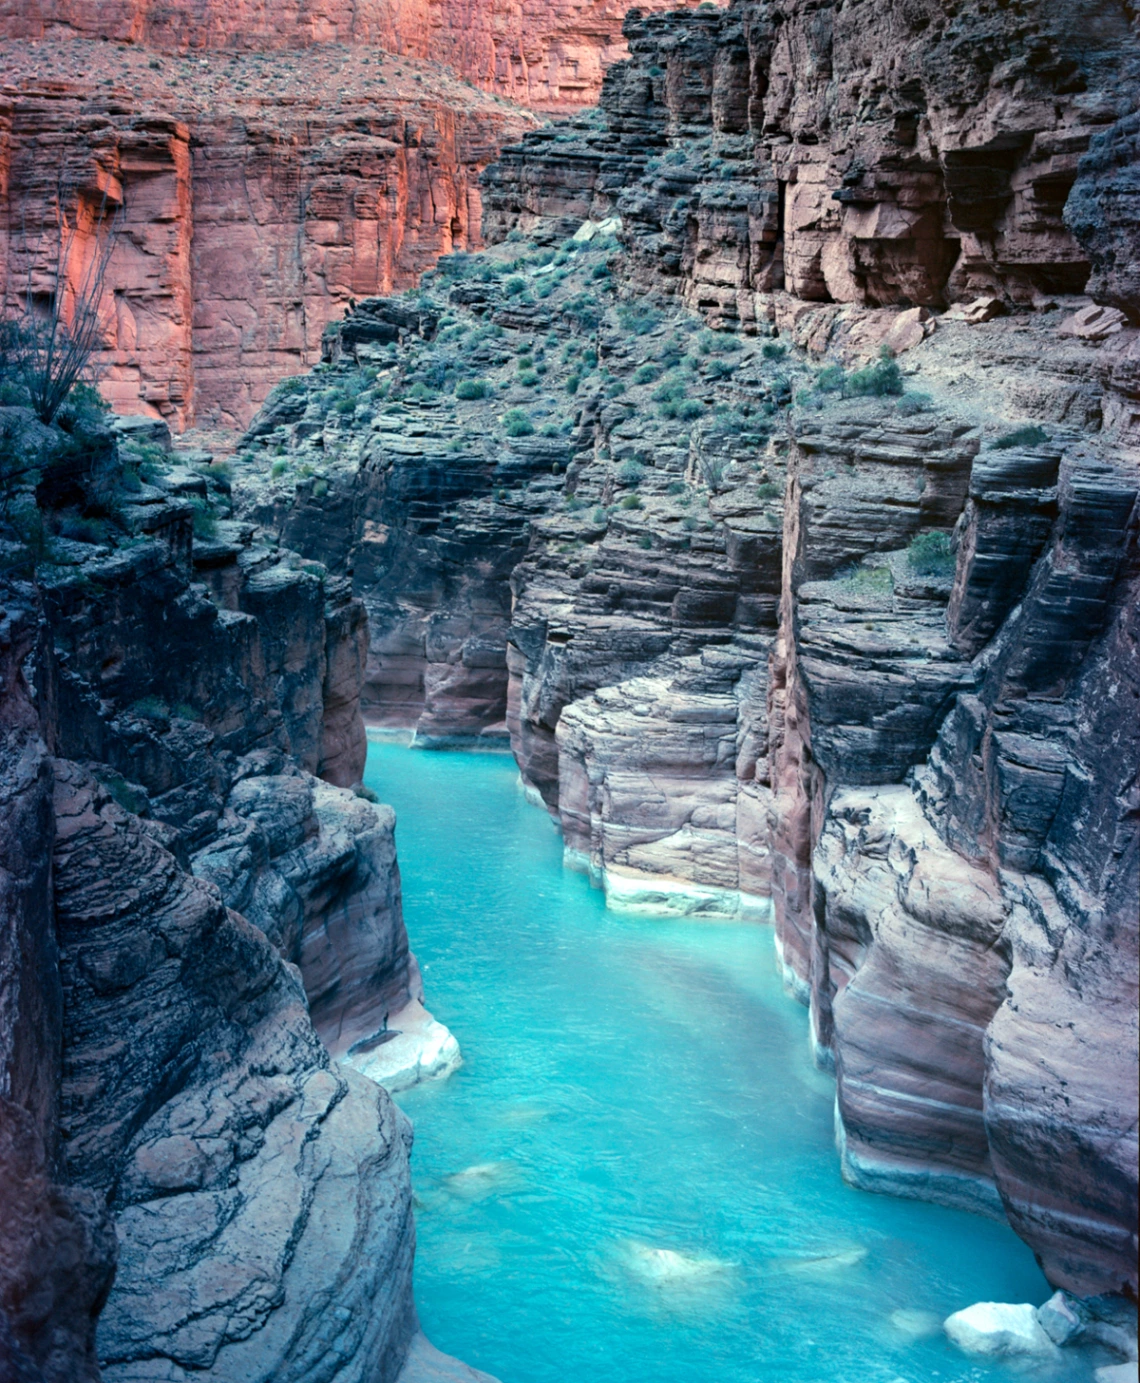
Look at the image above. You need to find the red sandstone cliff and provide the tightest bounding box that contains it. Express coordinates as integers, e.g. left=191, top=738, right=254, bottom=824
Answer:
left=0, top=45, right=534, bottom=428
left=1, top=0, right=718, bottom=107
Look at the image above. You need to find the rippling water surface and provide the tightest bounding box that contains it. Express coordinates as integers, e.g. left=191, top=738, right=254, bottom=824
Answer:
left=365, top=741, right=1087, bottom=1383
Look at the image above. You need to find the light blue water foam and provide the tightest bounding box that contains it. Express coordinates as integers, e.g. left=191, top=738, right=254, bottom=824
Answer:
left=364, top=742, right=1089, bottom=1383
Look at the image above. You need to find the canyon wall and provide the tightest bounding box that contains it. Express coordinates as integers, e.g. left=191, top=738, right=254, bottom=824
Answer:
left=0, top=0, right=712, bottom=108
left=0, top=3, right=721, bottom=433
left=0, top=409, right=475, bottom=1380
left=0, top=48, right=533, bottom=429
left=233, top=0, right=1139, bottom=1311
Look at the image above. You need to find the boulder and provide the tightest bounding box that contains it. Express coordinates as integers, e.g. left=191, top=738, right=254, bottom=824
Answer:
left=1037, top=1290, right=1084, bottom=1346
left=944, top=1302, right=1058, bottom=1358
left=1058, top=304, right=1128, bottom=340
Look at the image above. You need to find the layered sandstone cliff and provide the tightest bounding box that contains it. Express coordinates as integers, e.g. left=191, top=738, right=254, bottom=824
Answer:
left=232, top=0, right=1139, bottom=1318
left=0, top=411, right=475, bottom=1380
left=1, top=0, right=713, bottom=108
left=0, top=44, right=534, bottom=429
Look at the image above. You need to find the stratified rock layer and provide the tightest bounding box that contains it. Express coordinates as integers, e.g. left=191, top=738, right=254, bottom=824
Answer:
left=0, top=412, right=470, bottom=1380
left=0, top=46, right=533, bottom=428
left=237, top=0, right=1138, bottom=1303
left=0, top=0, right=709, bottom=108
left=484, top=0, right=1140, bottom=320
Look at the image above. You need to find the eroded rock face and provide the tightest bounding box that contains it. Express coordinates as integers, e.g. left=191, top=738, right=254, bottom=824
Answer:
left=0, top=593, right=116, bottom=1383
left=0, top=0, right=707, bottom=108
left=484, top=0, right=1140, bottom=320
left=0, top=414, right=455, bottom=1378
left=237, top=0, right=1139, bottom=1304
left=51, top=761, right=417, bottom=1382
left=0, top=48, right=534, bottom=429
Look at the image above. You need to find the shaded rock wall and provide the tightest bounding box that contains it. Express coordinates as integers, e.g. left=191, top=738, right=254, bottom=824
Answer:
left=0, top=414, right=440, bottom=1379
left=0, top=596, right=115, bottom=1383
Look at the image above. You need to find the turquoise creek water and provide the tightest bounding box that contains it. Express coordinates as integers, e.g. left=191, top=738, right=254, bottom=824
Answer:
left=364, top=741, right=1091, bottom=1383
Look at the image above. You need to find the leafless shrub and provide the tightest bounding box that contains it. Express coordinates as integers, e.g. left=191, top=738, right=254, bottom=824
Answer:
left=1, top=186, right=119, bottom=425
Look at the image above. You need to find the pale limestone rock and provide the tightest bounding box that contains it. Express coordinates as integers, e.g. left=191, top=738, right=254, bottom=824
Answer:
left=944, top=1303, right=1058, bottom=1358
left=339, top=998, right=463, bottom=1095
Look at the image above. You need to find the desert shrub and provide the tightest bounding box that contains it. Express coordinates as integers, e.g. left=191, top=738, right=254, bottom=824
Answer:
left=617, top=460, right=645, bottom=487
left=518, top=369, right=540, bottom=387
left=666, top=480, right=686, bottom=495
left=617, top=303, right=663, bottom=336
left=757, top=481, right=782, bottom=500
left=991, top=423, right=1050, bottom=450
left=633, top=364, right=660, bottom=385
left=566, top=373, right=582, bottom=394
left=815, top=364, right=847, bottom=394
left=271, top=459, right=289, bottom=478
left=846, top=346, right=903, bottom=397
left=131, top=694, right=169, bottom=721
left=592, top=506, right=608, bottom=522
left=762, top=341, right=787, bottom=360
left=503, top=409, right=534, bottom=437
left=606, top=379, right=626, bottom=397
left=638, top=534, right=653, bottom=549
left=504, top=275, right=527, bottom=297
left=698, top=328, right=742, bottom=356
left=189, top=499, right=217, bottom=538
left=896, top=393, right=933, bottom=416
left=619, top=493, right=641, bottom=509
left=455, top=378, right=489, bottom=400
left=907, top=530, right=955, bottom=577
left=676, top=398, right=705, bottom=420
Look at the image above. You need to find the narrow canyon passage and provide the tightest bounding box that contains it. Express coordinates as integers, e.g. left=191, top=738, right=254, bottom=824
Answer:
left=364, top=741, right=1083, bottom=1383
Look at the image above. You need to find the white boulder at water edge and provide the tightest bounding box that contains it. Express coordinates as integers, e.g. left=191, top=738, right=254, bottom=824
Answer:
left=943, top=1302, right=1058, bottom=1358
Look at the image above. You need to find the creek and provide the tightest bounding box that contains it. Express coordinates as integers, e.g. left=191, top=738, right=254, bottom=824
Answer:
left=364, top=741, right=1087, bottom=1383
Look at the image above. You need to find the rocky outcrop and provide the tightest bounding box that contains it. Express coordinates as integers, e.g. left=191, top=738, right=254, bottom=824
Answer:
left=0, top=412, right=473, bottom=1380
left=484, top=0, right=1140, bottom=319
left=0, top=47, right=533, bottom=429
left=51, top=757, right=418, bottom=1383
left=0, top=595, right=115, bottom=1383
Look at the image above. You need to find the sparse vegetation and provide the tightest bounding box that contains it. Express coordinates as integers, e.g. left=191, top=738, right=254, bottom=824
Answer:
left=991, top=424, right=1050, bottom=450
left=618, top=303, right=663, bottom=336
left=455, top=378, right=489, bottom=400
left=846, top=347, right=904, bottom=397
left=907, top=530, right=955, bottom=577
left=503, top=409, right=535, bottom=437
